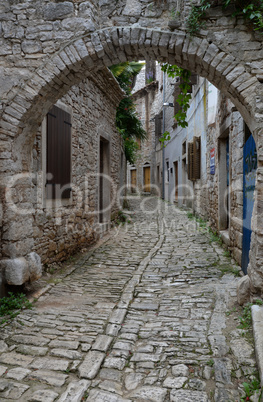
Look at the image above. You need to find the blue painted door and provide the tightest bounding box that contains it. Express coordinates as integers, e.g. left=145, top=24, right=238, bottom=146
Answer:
left=242, top=135, right=257, bottom=274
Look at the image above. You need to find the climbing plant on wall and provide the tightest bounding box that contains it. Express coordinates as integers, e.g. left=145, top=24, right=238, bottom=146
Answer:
left=161, top=64, right=192, bottom=129
left=109, top=62, right=147, bottom=164
left=187, top=0, right=263, bottom=36
left=158, top=63, right=192, bottom=147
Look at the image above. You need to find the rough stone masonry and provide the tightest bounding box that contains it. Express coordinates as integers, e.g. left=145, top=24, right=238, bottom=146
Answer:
left=0, top=0, right=263, bottom=298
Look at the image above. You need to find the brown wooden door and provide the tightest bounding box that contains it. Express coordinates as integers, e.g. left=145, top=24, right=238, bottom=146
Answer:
left=131, top=170, right=137, bottom=193
left=144, top=166, right=151, bottom=193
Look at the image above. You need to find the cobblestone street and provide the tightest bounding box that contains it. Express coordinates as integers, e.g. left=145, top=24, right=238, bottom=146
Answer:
left=0, top=197, right=258, bottom=401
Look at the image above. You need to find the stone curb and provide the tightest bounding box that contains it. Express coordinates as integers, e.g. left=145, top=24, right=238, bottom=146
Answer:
left=251, top=305, right=263, bottom=387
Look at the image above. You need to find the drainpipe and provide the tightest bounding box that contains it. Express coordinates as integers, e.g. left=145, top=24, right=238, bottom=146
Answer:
left=162, top=70, right=165, bottom=200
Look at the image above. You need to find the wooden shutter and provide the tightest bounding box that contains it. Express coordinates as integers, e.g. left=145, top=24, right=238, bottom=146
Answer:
left=188, top=141, right=194, bottom=180
left=46, top=105, right=71, bottom=199
left=188, top=137, right=201, bottom=181
left=193, top=136, right=201, bottom=180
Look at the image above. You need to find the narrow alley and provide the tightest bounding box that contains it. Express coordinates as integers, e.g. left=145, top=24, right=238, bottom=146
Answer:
left=0, top=197, right=257, bottom=401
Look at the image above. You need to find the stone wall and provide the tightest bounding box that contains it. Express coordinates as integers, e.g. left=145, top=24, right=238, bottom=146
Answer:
left=0, top=67, right=123, bottom=290
left=205, top=92, right=245, bottom=265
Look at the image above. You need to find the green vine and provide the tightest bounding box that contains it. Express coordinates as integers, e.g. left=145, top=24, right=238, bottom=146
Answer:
left=187, top=0, right=263, bottom=36
left=161, top=64, right=192, bottom=128
left=109, top=62, right=147, bottom=164
left=187, top=0, right=211, bottom=36
left=159, top=131, right=171, bottom=148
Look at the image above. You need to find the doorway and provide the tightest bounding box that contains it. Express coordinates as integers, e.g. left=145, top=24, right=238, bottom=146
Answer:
left=131, top=169, right=137, bottom=193
left=99, top=138, right=110, bottom=223
left=144, top=166, right=151, bottom=193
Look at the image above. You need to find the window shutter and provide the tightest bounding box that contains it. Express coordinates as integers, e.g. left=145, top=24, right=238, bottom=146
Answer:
left=187, top=137, right=201, bottom=181
left=193, top=136, right=201, bottom=180
left=188, top=141, right=194, bottom=180
left=46, top=105, right=71, bottom=199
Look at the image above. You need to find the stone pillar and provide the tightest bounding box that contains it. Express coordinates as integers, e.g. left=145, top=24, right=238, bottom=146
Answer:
left=0, top=125, right=42, bottom=290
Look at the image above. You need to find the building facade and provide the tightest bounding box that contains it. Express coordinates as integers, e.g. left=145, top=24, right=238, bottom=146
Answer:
left=131, top=63, right=255, bottom=277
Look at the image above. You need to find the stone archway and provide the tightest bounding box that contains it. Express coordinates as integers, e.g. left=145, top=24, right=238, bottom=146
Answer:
left=0, top=20, right=263, bottom=296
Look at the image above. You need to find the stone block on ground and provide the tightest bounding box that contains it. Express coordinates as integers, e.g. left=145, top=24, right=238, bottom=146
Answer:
left=92, top=335, right=113, bottom=352
left=128, top=386, right=167, bottom=401
left=57, top=379, right=91, bottom=402
left=28, top=389, right=59, bottom=402
left=30, top=357, right=69, bottom=371
left=2, top=257, right=29, bottom=285
left=237, top=275, right=251, bottom=305
left=27, top=369, right=68, bottom=386
left=5, top=367, right=31, bottom=381
left=163, top=376, right=188, bottom=389
left=0, top=379, right=29, bottom=399
left=78, top=351, right=105, bottom=379
left=170, top=389, right=208, bottom=402
left=171, top=364, right=189, bottom=377
left=87, top=389, right=131, bottom=401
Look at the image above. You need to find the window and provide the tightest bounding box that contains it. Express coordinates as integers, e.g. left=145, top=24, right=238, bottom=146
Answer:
left=46, top=105, right=72, bottom=199
left=188, top=136, right=201, bottom=181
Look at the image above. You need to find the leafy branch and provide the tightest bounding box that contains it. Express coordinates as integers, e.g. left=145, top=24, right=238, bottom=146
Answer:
left=161, top=63, right=192, bottom=133
left=186, top=0, right=211, bottom=36
left=159, top=131, right=171, bottom=148
left=158, top=64, right=192, bottom=147
left=109, top=62, right=146, bottom=164
left=187, top=0, right=263, bottom=36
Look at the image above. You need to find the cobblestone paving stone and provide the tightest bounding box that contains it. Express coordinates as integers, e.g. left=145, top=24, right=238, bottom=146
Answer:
left=0, top=197, right=258, bottom=401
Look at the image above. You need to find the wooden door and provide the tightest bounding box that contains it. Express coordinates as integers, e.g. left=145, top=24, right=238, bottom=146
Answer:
left=131, top=170, right=137, bottom=193
left=144, top=166, right=151, bottom=193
